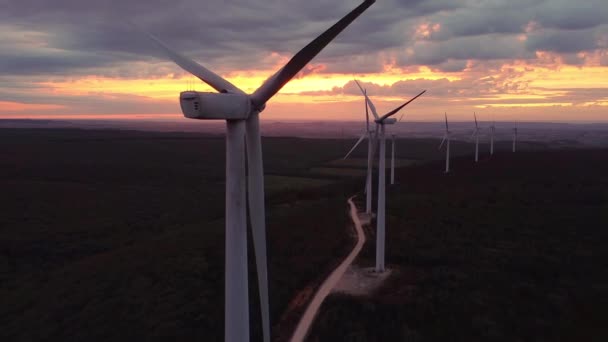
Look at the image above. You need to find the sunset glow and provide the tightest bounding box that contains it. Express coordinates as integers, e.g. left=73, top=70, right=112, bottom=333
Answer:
left=1, top=0, right=607, bottom=122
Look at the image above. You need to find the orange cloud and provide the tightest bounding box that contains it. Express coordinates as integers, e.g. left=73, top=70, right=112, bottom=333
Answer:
left=0, top=101, right=64, bottom=112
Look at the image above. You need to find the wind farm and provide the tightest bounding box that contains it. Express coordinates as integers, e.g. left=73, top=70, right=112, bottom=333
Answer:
left=2, top=0, right=608, bottom=341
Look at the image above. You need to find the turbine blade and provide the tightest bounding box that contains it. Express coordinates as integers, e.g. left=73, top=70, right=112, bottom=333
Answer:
left=399, top=113, right=405, bottom=122
left=364, top=89, right=370, bottom=133
left=144, top=32, right=244, bottom=94
left=355, top=80, right=380, bottom=120
left=371, top=124, right=379, bottom=164
left=474, top=112, right=478, bottom=128
left=438, top=134, right=447, bottom=149
left=251, top=0, right=375, bottom=107
left=245, top=115, right=271, bottom=342
left=344, top=132, right=368, bottom=159
left=379, top=90, right=426, bottom=122
left=444, top=112, right=449, bottom=131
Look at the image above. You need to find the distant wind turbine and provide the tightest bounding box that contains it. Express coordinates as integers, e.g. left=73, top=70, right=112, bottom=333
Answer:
left=343, top=88, right=375, bottom=215
left=472, top=112, right=481, bottom=163
left=489, top=119, right=495, bottom=156
left=356, top=80, right=426, bottom=272
left=390, top=133, right=396, bottom=184
left=138, top=1, right=376, bottom=341
left=512, top=121, right=518, bottom=153
left=390, top=113, right=407, bottom=185
left=439, top=113, right=451, bottom=173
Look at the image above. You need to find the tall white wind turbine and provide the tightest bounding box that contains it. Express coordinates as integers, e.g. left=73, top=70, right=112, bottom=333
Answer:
left=356, top=81, right=426, bottom=272
left=472, top=112, right=480, bottom=163
left=389, top=112, right=408, bottom=185
left=139, top=2, right=376, bottom=341
left=439, top=113, right=451, bottom=173
left=490, top=119, right=495, bottom=156
left=390, top=133, right=396, bottom=185
left=343, top=88, right=375, bottom=215
left=512, top=121, right=518, bottom=153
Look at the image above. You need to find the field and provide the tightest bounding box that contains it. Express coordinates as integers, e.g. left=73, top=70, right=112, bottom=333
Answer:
left=3, top=127, right=600, bottom=341
left=309, top=149, right=608, bottom=341
left=0, top=128, right=366, bottom=341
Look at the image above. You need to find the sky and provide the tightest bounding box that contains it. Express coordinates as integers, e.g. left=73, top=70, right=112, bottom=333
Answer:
left=1, top=0, right=607, bottom=123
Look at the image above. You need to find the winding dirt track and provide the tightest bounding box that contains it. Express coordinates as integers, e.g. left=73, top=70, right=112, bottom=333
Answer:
left=290, top=196, right=366, bottom=342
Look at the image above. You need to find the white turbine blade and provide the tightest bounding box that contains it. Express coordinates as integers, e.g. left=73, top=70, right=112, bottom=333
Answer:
left=251, top=0, right=375, bottom=108
left=249, top=189, right=270, bottom=342
left=378, top=90, right=426, bottom=122
left=364, top=89, right=370, bottom=133
left=398, top=113, right=405, bottom=122
left=144, top=32, right=244, bottom=95
left=344, top=132, right=368, bottom=159
left=471, top=129, right=477, bottom=139
left=370, top=123, right=380, bottom=162
left=365, top=95, right=380, bottom=121
left=444, top=113, right=449, bottom=131
left=355, top=80, right=380, bottom=120
left=474, top=112, right=478, bottom=129
left=245, top=115, right=270, bottom=342
left=438, top=134, right=447, bottom=149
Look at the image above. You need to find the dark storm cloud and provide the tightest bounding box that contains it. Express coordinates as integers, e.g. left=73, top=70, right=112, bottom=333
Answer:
left=432, top=60, right=468, bottom=72
left=526, top=26, right=608, bottom=53
left=0, top=0, right=607, bottom=79
left=401, top=35, right=534, bottom=68
left=424, top=0, right=608, bottom=41
left=0, top=50, right=116, bottom=76
left=0, top=0, right=467, bottom=77
left=535, top=0, right=608, bottom=30
left=428, top=8, right=531, bottom=41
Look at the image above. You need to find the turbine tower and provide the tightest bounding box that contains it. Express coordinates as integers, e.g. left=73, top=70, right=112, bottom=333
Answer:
left=343, top=88, right=375, bottom=215
left=389, top=112, right=408, bottom=185
left=512, top=121, right=518, bottom=153
left=472, top=112, right=480, bottom=163
left=390, top=133, right=396, bottom=185
left=356, top=81, right=426, bottom=272
left=140, top=1, right=376, bottom=341
left=490, top=120, right=495, bottom=156
left=439, top=113, right=451, bottom=173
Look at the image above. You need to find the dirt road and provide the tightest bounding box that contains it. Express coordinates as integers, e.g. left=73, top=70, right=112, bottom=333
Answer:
left=290, top=196, right=365, bottom=342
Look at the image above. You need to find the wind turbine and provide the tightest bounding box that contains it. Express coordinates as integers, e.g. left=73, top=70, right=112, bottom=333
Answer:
left=139, top=1, right=376, bottom=341
left=512, top=121, right=518, bottom=152
left=355, top=81, right=426, bottom=272
left=489, top=119, right=495, bottom=156
left=389, top=112, right=410, bottom=185
left=390, top=133, right=396, bottom=184
left=343, top=88, right=375, bottom=215
left=439, top=113, right=451, bottom=173
left=472, top=112, right=480, bottom=163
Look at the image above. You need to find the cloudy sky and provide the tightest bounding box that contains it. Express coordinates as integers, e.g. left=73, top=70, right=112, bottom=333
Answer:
left=1, top=0, right=607, bottom=122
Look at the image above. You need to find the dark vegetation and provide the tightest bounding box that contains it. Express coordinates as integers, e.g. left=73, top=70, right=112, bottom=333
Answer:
left=0, top=128, right=364, bottom=341
left=309, top=149, right=608, bottom=341
left=2, top=127, right=586, bottom=341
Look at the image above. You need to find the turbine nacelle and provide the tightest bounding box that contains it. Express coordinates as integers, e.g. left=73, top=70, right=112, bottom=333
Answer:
left=180, top=91, right=251, bottom=120
left=377, top=118, right=397, bottom=125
